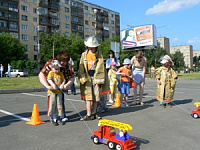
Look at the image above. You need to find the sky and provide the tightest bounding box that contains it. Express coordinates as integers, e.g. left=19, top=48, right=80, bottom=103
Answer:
left=84, top=0, right=200, bottom=50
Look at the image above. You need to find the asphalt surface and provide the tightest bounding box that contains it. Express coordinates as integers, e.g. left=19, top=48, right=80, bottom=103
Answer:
left=0, top=79, right=200, bottom=150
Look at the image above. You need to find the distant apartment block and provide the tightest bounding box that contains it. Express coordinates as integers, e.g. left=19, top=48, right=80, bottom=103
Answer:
left=193, top=50, right=200, bottom=57
left=156, top=37, right=170, bottom=54
left=170, top=45, right=193, bottom=68
left=0, top=0, right=120, bottom=64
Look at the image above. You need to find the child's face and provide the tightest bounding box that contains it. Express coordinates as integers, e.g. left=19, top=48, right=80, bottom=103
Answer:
left=124, top=64, right=129, bottom=68
left=52, top=66, right=60, bottom=73
left=111, top=65, right=116, bottom=69
left=164, top=62, right=170, bottom=68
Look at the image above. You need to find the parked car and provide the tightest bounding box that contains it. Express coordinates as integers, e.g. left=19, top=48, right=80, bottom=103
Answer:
left=5, top=69, right=28, bottom=77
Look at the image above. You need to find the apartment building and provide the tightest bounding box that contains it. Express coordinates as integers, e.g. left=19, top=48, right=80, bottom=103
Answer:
left=170, top=45, right=193, bottom=68
left=193, top=50, right=200, bottom=57
left=156, top=37, right=170, bottom=54
left=0, top=0, right=120, bottom=63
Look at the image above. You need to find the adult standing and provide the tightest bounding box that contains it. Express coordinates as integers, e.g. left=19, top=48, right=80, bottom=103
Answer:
left=8, top=63, right=11, bottom=77
left=0, top=64, right=3, bottom=77
left=38, top=50, right=75, bottom=122
left=106, top=50, right=120, bottom=103
left=78, top=36, right=110, bottom=121
left=131, top=50, right=147, bottom=105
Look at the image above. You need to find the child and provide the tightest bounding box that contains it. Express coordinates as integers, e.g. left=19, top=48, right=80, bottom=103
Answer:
left=117, top=58, right=132, bottom=107
left=108, top=62, right=118, bottom=104
left=155, top=55, right=178, bottom=106
left=47, top=60, right=66, bottom=126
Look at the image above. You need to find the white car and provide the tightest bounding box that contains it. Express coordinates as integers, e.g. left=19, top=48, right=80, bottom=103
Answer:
left=5, top=69, right=28, bottom=77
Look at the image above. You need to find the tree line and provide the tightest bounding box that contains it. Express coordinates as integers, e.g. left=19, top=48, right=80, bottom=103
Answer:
left=0, top=32, right=188, bottom=74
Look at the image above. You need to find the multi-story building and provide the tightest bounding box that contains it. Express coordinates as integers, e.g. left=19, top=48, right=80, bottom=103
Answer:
left=170, top=45, right=193, bottom=68
left=156, top=37, right=170, bottom=54
left=0, top=0, right=120, bottom=66
left=193, top=50, right=200, bottom=57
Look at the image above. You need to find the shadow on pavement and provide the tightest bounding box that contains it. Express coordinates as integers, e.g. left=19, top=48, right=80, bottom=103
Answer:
left=131, top=136, right=150, bottom=150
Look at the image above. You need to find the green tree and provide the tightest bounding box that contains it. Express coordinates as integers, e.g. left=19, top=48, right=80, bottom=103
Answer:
left=39, top=32, right=85, bottom=71
left=25, top=60, right=37, bottom=74
left=0, top=33, right=26, bottom=70
left=171, top=51, right=185, bottom=71
left=11, top=60, right=24, bottom=69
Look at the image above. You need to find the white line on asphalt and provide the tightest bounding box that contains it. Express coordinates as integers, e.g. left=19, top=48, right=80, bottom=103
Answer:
left=22, top=93, right=84, bottom=103
left=0, top=109, right=30, bottom=122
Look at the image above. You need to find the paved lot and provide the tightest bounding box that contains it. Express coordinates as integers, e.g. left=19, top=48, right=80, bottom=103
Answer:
left=0, top=79, right=200, bottom=150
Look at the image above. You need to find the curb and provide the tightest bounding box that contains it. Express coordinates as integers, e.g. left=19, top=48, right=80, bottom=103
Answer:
left=0, top=86, right=80, bottom=94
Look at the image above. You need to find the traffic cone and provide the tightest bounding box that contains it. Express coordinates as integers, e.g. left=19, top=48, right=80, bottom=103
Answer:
left=26, top=104, right=45, bottom=126
left=112, top=93, right=121, bottom=107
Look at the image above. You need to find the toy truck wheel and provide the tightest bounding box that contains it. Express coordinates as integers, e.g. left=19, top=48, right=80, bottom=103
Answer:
left=116, top=144, right=122, bottom=150
left=93, top=136, right=99, bottom=144
left=193, top=113, right=199, bottom=119
left=108, top=141, right=115, bottom=149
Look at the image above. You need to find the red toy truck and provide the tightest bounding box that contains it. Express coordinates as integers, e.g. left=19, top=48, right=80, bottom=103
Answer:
left=192, top=102, right=200, bottom=119
left=91, top=119, right=136, bottom=150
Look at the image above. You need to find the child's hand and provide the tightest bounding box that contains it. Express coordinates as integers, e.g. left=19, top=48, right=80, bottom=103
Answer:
left=60, top=85, right=64, bottom=90
left=157, top=79, right=161, bottom=85
left=52, top=85, right=57, bottom=90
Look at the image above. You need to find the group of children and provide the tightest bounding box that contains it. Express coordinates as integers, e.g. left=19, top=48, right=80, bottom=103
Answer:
left=45, top=54, right=177, bottom=125
left=107, top=54, right=177, bottom=108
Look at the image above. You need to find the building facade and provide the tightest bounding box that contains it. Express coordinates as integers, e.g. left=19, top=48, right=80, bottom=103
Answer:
left=0, top=0, right=120, bottom=63
left=170, top=45, right=193, bottom=68
left=193, top=50, right=200, bottom=57
left=156, top=37, right=170, bottom=54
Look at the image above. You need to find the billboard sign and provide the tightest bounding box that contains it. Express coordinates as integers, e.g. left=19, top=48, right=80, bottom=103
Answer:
left=121, top=24, right=157, bottom=50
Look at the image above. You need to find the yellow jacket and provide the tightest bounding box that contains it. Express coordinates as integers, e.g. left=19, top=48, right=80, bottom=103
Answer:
left=78, top=50, right=110, bottom=100
left=155, top=66, right=178, bottom=100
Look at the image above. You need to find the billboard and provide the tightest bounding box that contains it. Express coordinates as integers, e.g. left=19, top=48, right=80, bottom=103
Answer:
left=121, top=24, right=157, bottom=50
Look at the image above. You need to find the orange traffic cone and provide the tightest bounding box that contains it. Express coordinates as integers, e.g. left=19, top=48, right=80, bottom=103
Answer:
left=112, top=93, right=121, bottom=107
left=26, top=104, right=45, bottom=126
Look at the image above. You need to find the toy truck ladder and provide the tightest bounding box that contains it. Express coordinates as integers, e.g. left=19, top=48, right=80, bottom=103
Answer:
left=99, top=119, right=133, bottom=132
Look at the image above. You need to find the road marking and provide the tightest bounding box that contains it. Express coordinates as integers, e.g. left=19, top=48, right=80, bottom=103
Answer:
left=22, top=93, right=84, bottom=103
left=0, top=109, right=30, bottom=122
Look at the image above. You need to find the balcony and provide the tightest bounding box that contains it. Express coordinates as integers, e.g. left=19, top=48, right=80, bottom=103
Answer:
left=0, top=15, right=8, bottom=20
left=48, top=3, right=60, bottom=11
left=0, top=27, right=9, bottom=32
left=9, top=27, right=18, bottom=32
left=39, top=2, right=48, bottom=8
left=103, top=30, right=109, bottom=36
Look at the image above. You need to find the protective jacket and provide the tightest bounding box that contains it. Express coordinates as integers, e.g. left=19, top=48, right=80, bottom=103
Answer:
left=78, top=50, right=110, bottom=100
left=155, top=66, right=177, bottom=100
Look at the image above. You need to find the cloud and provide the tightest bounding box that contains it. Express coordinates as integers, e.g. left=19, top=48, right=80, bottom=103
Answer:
left=172, top=37, right=179, bottom=42
left=146, top=0, right=200, bottom=15
left=188, top=37, right=200, bottom=44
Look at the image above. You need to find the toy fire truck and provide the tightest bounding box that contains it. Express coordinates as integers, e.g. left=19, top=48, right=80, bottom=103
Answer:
left=91, top=119, right=136, bottom=150
left=192, top=102, right=200, bottom=119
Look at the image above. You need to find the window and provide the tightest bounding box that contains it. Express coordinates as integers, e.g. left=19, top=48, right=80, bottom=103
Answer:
left=85, top=13, right=89, bottom=18
left=72, top=16, right=78, bottom=22
left=78, top=25, right=83, bottom=31
left=10, top=22, right=18, bottom=29
left=65, top=15, right=69, bottom=20
left=65, top=0, right=70, bottom=4
left=22, top=34, right=28, bottom=40
left=33, top=17, right=37, bottom=22
left=65, top=32, right=70, bottom=37
left=21, top=15, right=28, bottom=21
left=21, top=5, right=28, bottom=11
left=25, top=45, right=28, bottom=51
left=112, top=27, right=115, bottom=31
left=85, top=6, right=88, bottom=10
left=111, top=20, right=114, bottom=24
left=65, top=24, right=70, bottom=29
left=34, top=26, right=37, bottom=32
left=57, top=13, right=60, bottom=18
left=85, top=20, right=89, bottom=25
left=92, top=22, right=95, bottom=26
left=34, top=36, right=38, bottom=42
left=92, top=29, right=96, bottom=34
left=34, top=55, right=37, bottom=60
left=34, top=45, right=38, bottom=51
left=33, top=0, right=37, bottom=4
left=85, top=28, right=89, bottom=33
left=22, top=24, right=28, bottom=30
left=33, top=8, right=37, bottom=14
left=65, top=7, right=69, bottom=12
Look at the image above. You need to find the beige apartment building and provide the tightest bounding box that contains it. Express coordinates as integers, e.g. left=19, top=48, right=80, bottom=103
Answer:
left=193, top=50, right=200, bottom=57
left=157, top=37, right=170, bottom=54
left=0, top=0, right=120, bottom=65
left=170, top=45, right=193, bottom=68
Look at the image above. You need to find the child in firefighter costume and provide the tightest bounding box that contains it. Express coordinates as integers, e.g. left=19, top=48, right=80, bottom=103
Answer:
left=155, top=55, right=178, bottom=106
